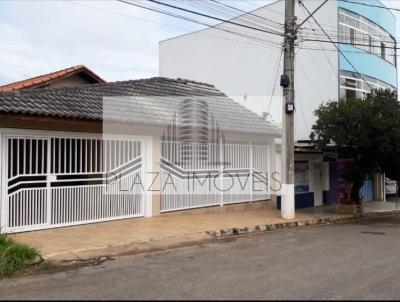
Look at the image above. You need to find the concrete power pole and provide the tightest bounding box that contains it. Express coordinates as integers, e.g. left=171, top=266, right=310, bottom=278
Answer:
left=281, top=0, right=296, bottom=219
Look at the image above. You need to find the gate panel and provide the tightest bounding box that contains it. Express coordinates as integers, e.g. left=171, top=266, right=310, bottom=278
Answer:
left=160, top=141, right=270, bottom=212
left=3, top=135, right=144, bottom=233
left=6, top=138, right=49, bottom=231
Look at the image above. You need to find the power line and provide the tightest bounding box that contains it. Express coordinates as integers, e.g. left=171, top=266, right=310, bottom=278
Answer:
left=266, top=48, right=283, bottom=121
left=209, top=0, right=284, bottom=27
left=300, top=27, right=400, bottom=42
left=123, top=0, right=400, bottom=47
left=191, top=0, right=284, bottom=30
left=69, top=0, right=199, bottom=31
left=144, top=0, right=284, bottom=37
left=115, top=0, right=284, bottom=49
left=142, top=0, right=400, bottom=50
left=70, top=0, right=285, bottom=52
left=115, top=0, right=398, bottom=64
left=179, top=0, right=283, bottom=32
left=296, top=45, right=399, bottom=57
left=302, top=37, right=400, bottom=50
left=294, top=79, right=311, bottom=134
left=299, top=0, right=374, bottom=91
left=300, top=30, right=399, bottom=45
left=298, top=5, right=338, bottom=77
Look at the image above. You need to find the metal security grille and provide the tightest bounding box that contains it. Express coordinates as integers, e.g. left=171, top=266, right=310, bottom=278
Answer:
left=3, top=135, right=144, bottom=233
left=160, top=141, right=269, bottom=212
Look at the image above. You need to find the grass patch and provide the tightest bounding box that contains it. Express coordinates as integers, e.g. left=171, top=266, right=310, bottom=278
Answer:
left=37, top=260, right=56, bottom=271
left=0, top=234, right=40, bottom=278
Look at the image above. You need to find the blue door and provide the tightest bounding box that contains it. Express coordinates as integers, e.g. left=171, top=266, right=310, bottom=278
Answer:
left=360, top=179, right=373, bottom=202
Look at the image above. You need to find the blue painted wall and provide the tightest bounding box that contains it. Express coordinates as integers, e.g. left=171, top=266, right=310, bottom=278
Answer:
left=337, top=0, right=396, bottom=37
left=360, top=179, right=374, bottom=202
left=337, top=0, right=397, bottom=89
left=339, top=44, right=397, bottom=88
left=277, top=193, right=315, bottom=210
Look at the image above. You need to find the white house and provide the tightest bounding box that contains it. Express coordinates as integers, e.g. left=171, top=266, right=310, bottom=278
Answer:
left=0, top=77, right=281, bottom=233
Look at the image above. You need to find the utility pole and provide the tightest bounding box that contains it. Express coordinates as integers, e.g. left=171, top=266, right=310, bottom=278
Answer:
left=281, top=0, right=296, bottom=219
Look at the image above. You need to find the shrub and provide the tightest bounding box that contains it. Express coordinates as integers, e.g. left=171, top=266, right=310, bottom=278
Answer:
left=0, top=235, right=40, bottom=278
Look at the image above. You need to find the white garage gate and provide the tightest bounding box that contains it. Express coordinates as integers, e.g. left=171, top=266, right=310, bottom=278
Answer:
left=1, top=132, right=146, bottom=233
left=160, top=140, right=270, bottom=212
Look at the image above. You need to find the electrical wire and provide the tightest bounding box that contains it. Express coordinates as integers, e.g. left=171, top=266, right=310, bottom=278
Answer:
left=209, top=0, right=284, bottom=27
left=117, top=0, right=400, bottom=50
left=265, top=48, right=283, bottom=121
left=144, top=0, right=285, bottom=37
left=179, top=0, right=283, bottom=32
left=115, top=0, right=284, bottom=49
left=298, top=4, right=338, bottom=77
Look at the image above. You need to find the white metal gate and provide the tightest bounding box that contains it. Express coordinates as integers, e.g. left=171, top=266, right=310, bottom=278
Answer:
left=160, top=141, right=270, bottom=212
left=2, top=134, right=144, bottom=233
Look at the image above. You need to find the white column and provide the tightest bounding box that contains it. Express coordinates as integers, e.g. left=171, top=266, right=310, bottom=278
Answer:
left=219, top=138, right=224, bottom=206
left=280, top=140, right=295, bottom=219
left=281, top=184, right=295, bottom=219
left=268, top=141, right=276, bottom=202
left=143, top=136, right=154, bottom=217
left=0, top=131, right=5, bottom=233
left=249, top=141, right=253, bottom=202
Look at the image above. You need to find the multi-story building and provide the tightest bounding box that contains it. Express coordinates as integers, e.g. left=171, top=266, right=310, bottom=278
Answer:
left=160, top=0, right=397, bottom=140
left=160, top=0, right=397, bottom=208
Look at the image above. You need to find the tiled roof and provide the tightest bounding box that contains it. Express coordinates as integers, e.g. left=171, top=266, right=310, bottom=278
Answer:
left=0, top=65, right=106, bottom=92
left=0, top=77, right=280, bottom=135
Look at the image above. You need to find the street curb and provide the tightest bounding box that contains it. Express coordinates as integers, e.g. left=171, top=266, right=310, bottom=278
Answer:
left=41, top=209, right=400, bottom=262
left=206, top=210, right=400, bottom=238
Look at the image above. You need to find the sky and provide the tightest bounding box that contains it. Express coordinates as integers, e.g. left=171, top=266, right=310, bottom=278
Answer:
left=0, top=0, right=272, bottom=85
left=0, top=0, right=399, bottom=86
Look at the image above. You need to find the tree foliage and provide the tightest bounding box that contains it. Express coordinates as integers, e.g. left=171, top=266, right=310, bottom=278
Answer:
left=310, top=89, right=400, bottom=202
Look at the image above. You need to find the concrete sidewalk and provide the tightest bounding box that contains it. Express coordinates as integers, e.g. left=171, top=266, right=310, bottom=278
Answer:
left=11, top=201, right=399, bottom=262
left=12, top=202, right=315, bottom=262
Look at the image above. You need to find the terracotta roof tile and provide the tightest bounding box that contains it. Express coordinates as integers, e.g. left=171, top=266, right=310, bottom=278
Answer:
left=0, top=65, right=106, bottom=92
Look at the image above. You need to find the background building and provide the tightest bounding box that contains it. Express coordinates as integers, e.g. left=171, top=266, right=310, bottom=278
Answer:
left=159, top=0, right=396, bottom=208
left=159, top=0, right=397, bottom=141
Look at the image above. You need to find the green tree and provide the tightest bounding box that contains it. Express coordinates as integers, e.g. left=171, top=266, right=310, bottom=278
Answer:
left=310, top=89, right=400, bottom=203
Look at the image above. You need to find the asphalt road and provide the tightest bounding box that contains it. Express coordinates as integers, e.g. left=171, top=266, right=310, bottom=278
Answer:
left=2, top=215, right=400, bottom=300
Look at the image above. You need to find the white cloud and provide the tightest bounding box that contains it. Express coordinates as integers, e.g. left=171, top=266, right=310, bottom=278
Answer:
left=0, top=0, right=191, bottom=84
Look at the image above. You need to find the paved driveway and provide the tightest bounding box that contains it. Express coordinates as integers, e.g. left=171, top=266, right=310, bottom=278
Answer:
left=2, top=215, right=400, bottom=300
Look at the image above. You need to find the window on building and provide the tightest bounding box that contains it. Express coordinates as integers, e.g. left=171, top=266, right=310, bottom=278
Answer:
left=381, top=42, right=386, bottom=59
left=339, top=8, right=396, bottom=66
left=345, top=88, right=356, bottom=99
left=345, top=78, right=356, bottom=89
left=349, top=28, right=355, bottom=45
left=340, top=70, right=396, bottom=101
left=368, top=36, right=372, bottom=52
